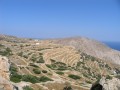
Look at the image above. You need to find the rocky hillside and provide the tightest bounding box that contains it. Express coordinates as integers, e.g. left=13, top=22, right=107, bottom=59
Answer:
left=0, top=56, right=13, bottom=90
left=52, top=37, right=120, bottom=65
left=0, top=35, right=120, bottom=90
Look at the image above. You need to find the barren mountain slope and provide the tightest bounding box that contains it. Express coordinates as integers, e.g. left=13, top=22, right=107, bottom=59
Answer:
left=52, top=37, right=120, bottom=65
left=0, top=35, right=120, bottom=90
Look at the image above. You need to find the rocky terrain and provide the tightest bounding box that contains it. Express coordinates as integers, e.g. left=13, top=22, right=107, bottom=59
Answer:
left=0, top=34, right=120, bottom=90
left=99, top=77, right=120, bottom=90
left=0, top=56, right=13, bottom=90
left=52, top=37, right=120, bottom=65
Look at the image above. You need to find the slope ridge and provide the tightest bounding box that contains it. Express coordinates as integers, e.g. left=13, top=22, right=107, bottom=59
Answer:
left=52, top=37, right=120, bottom=65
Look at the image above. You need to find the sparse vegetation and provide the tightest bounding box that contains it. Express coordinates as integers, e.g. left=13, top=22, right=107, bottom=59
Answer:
left=23, top=86, right=33, bottom=90
left=1, top=34, right=119, bottom=90
left=10, top=65, right=18, bottom=74
left=68, top=74, right=81, bottom=80
left=36, top=56, right=45, bottom=63
left=42, top=70, right=47, bottom=73
left=46, top=64, right=57, bottom=69
left=30, top=55, right=37, bottom=62
left=22, top=75, right=39, bottom=83
left=33, top=68, right=41, bottom=74
left=13, top=74, right=53, bottom=83
left=86, top=80, right=92, bottom=84
left=0, top=47, right=12, bottom=56
left=18, top=52, right=23, bottom=57
left=29, top=63, right=39, bottom=68
left=57, top=66, right=67, bottom=71
left=106, top=75, right=112, bottom=80
left=10, top=73, right=22, bottom=83
left=39, top=76, right=53, bottom=82
left=23, top=55, right=28, bottom=59
left=56, top=71, right=64, bottom=75
left=63, top=86, right=72, bottom=90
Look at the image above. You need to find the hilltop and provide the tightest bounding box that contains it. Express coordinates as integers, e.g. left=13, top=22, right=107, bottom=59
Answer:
left=52, top=37, right=120, bottom=65
left=0, top=34, right=120, bottom=90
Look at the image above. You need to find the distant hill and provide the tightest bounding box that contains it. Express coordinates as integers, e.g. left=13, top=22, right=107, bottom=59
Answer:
left=52, top=37, right=120, bottom=65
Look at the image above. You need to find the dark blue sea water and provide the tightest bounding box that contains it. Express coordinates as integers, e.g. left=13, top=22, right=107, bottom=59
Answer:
left=104, top=42, right=120, bottom=51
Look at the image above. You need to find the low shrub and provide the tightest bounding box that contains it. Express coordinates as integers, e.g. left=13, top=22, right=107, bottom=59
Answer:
left=23, top=55, right=28, bottom=59
left=23, top=86, right=33, bottom=90
left=106, top=75, right=112, bottom=80
left=10, top=66, right=17, bottom=74
left=39, top=76, right=53, bottom=82
left=22, top=75, right=39, bottom=83
left=29, top=63, right=39, bottom=68
left=10, top=73, right=22, bottom=83
left=0, top=47, right=12, bottom=56
left=86, top=80, right=92, bottom=84
left=36, top=56, right=45, bottom=63
left=56, top=71, right=64, bottom=75
left=18, top=52, right=23, bottom=57
left=68, top=74, right=81, bottom=80
left=46, top=64, right=57, bottom=69
left=42, top=70, right=47, bottom=73
left=57, top=66, right=67, bottom=71
left=33, top=68, right=41, bottom=74
left=30, top=56, right=37, bottom=62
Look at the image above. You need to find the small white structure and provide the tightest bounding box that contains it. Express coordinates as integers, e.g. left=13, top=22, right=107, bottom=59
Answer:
left=36, top=43, right=40, bottom=45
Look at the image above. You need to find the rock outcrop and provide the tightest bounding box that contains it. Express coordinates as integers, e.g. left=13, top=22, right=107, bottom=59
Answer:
left=99, top=77, right=120, bottom=90
left=0, top=56, right=13, bottom=90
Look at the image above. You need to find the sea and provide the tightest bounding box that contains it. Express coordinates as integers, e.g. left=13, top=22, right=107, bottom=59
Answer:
left=104, top=42, right=120, bottom=51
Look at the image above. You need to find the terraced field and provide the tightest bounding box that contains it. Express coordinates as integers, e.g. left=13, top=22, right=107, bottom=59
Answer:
left=0, top=36, right=120, bottom=90
left=43, top=46, right=80, bottom=66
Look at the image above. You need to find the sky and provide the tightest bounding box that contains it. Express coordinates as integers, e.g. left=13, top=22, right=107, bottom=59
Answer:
left=0, top=0, right=120, bottom=41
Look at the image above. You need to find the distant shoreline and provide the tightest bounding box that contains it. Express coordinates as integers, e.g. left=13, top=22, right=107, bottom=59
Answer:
left=104, top=42, right=120, bottom=51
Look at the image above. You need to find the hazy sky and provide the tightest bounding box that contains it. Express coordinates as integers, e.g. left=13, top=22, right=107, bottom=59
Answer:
left=0, top=0, right=120, bottom=41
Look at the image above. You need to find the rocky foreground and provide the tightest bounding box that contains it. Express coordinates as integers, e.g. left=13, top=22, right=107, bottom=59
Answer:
left=0, top=56, right=13, bottom=90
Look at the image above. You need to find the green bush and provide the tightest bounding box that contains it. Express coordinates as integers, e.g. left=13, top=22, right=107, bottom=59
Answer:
left=0, top=47, right=12, bottom=56
left=106, top=75, right=112, bottom=80
left=23, top=86, right=33, bottom=90
left=33, top=68, right=41, bottom=74
left=68, top=74, right=81, bottom=80
left=30, top=56, right=37, bottom=62
left=50, top=59, right=56, bottom=63
left=18, top=52, right=23, bottom=57
left=55, top=62, right=66, bottom=66
left=63, top=86, right=72, bottom=90
left=56, top=72, right=64, bottom=75
left=23, top=55, right=28, bottom=59
left=29, top=63, right=39, bottom=68
left=39, top=76, right=53, bottom=82
left=57, top=66, right=67, bottom=71
left=86, top=80, right=92, bottom=84
left=10, top=73, right=22, bottom=83
left=42, top=70, right=47, bottom=73
left=36, top=56, right=45, bottom=63
left=39, top=53, right=43, bottom=55
left=22, top=75, right=39, bottom=83
left=10, top=66, right=17, bottom=74
left=46, top=64, right=57, bottom=69
left=10, top=77, right=21, bottom=83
